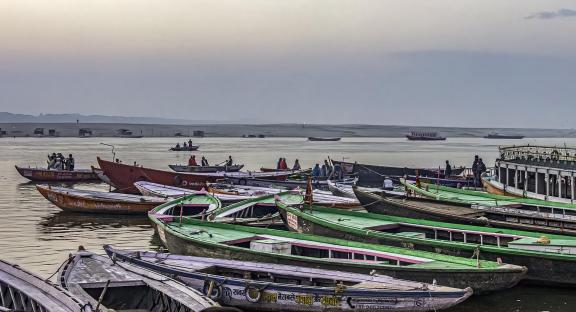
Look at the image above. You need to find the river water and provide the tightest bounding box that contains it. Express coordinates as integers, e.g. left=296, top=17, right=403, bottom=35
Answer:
left=1, top=136, right=575, bottom=311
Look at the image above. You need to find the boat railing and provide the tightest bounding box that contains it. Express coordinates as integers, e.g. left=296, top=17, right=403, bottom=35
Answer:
left=473, top=203, right=576, bottom=222
left=499, top=145, right=576, bottom=164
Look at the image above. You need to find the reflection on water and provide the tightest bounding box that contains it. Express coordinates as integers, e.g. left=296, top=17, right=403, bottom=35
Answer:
left=2, top=137, right=576, bottom=311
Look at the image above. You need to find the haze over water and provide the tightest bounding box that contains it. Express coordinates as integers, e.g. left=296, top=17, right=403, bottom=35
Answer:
left=2, top=137, right=576, bottom=311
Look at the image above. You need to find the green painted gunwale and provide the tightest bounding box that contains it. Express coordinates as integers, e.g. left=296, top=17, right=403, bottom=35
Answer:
left=406, top=179, right=576, bottom=210
left=212, top=191, right=304, bottom=217
left=276, top=203, right=576, bottom=262
left=148, top=213, right=527, bottom=272
left=150, top=192, right=222, bottom=213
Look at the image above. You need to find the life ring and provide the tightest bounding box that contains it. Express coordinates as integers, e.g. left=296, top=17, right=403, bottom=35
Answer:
left=203, top=280, right=223, bottom=301
left=551, top=150, right=560, bottom=161
left=238, top=178, right=247, bottom=185
left=244, top=284, right=263, bottom=303
left=181, top=180, right=188, bottom=186
left=173, top=175, right=183, bottom=186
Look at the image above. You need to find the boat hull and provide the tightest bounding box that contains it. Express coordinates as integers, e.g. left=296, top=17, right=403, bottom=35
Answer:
left=36, top=185, right=163, bottom=214
left=278, top=207, right=576, bottom=286
left=15, top=166, right=99, bottom=182
left=154, top=222, right=525, bottom=294
left=106, top=247, right=473, bottom=312
left=355, top=188, right=576, bottom=236
left=170, top=164, right=244, bottom=173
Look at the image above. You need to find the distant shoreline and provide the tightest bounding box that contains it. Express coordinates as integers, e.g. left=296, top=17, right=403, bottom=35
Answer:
left=1, top=122, right=574, bottom=138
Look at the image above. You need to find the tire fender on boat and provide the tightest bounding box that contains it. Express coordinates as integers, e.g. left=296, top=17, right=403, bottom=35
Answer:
left=244, top=283, right=267, bottom=303
left=173, top=175, right=183, bottom=186
left=203, top=279, right=223, bottom=301
left=238, top=178, right=247, bottom=185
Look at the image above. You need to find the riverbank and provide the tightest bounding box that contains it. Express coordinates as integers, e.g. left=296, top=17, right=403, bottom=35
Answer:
left=1, top=122, right=575, bottom=138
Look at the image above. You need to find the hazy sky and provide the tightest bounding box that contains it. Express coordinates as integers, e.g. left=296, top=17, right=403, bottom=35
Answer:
left=1, top=0, right=575, bottom=127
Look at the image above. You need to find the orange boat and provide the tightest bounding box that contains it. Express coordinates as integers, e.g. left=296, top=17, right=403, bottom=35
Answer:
left=36, top=185, right=165, bottom=214
left=97, top=157, right=295, bottom=194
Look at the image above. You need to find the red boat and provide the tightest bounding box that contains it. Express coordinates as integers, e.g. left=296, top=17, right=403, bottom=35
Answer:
left=97, top=157, right=294, bottom=194
left=15, top=166, right=99, bottom=182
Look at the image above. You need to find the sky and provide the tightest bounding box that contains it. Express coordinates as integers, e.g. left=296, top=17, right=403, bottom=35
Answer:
left=0, top=0, right=575, bottom=127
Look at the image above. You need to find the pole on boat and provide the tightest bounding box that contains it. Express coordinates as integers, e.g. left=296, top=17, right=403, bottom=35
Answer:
left=179, top=203, right=184, bottom=226
left=95, top=280, right=111, bottom=311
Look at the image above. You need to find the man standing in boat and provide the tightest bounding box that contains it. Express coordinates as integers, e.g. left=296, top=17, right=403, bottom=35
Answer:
left=445, top=160, right=452, bottom=177
left=472, top=155, right=479, bottom=186
left=201, top=156, right=209, bottom=166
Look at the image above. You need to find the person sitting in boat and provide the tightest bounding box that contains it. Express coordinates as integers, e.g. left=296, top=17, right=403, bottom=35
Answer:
left=445, top=160, right=452, bottom=177
left=225, top=156, right=233, bottom=166
left=54, top=155, right=63, bottom=170
left=279, top=158, right=288, bottom=170
left=292, top=159, right=301, bottom=171
left=201, top=156, right=209, bottom=166
left=188, top=155, right=198, bottom=166
left=66, top=154, right=75, bottom=171
left=183, top=142, right=188, bottom=148
left=329, top=162, right=343, bottom=180
left=312, top=164, right=321, bottom=178
left=175, top=143, right=181, bottom=149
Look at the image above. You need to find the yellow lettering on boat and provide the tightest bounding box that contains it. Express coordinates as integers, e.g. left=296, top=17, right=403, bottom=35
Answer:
left=295, top=295, right=313, bottom=305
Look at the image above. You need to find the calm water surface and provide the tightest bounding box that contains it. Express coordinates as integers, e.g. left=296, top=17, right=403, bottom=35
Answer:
left=1, top=137, right=575, bottom=311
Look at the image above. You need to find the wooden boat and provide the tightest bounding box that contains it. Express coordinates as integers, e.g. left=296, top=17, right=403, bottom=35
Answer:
left=0, top=259, right=87, bottom=312
left=276, top=202, right=576, bottom=286
left=224, top=176, right=329, bottom=190
left=58, top=248, right=226, bottom=312
left=331, top=160, right=466, bottom=187
left=105, top=245, right=473, bottom=312
left=169, top=164, right=244, bottom=173
left=148, top=214, right=526, bottom=293
left=406, top=131, right=446, bottom=141
left=15, top=166, right=99, bottom=182
left=354, top=187, right=576, bottom=236
left=404, top=179, right=576, bottom=233
left=209, top=183, right=361, bottom=209
left=308, top=137, right=342, bottom=142
left=326, top=180, right=382, bottom=199
left=91, top=166, right=113, bottom=186
left=410, top=181, right=576, bottom=211
left=484, top=133, right=524, bottom=139
left=170, top=145, right=200, bottom=151
left=259, top=167, right=297, bottom=173
left=150, top=191, right=301, bottom=228
left=97, top=157, right=294, bottom=194
left=134, top=181, right=250, bottom=204
left=36, top=185, right=166, bottom=214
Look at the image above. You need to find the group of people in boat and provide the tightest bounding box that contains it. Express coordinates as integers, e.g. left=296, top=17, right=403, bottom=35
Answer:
left=174, top=139, right=194, bottom=150
left=188, top=155, right=233, bottom=167
left=276, top=158, right=301, bottom=171
left=47, top=153, right=75, bottom=171
left=443, top=156, right=486, bottom=186
left=311, top=159, right=343, bottom=180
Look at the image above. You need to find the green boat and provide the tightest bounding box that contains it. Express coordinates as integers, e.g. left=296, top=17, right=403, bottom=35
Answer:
left=275, top=202, right=576, bottom=286
left=149, top=206, right=527, bottom=294
left=406, top=179, right=576, bottom=210
left=152, top=191, right=304, bottom=226
left=211, top=191, right=304, bottom=226
left=355, top=184, right=576, bottom=236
